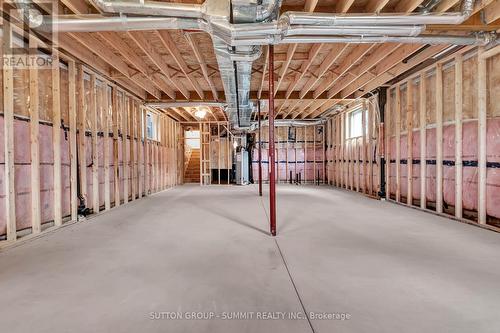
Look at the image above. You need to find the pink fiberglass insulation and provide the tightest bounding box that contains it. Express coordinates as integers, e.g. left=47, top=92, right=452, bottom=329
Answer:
left=277, top=148, right=287, bottom=181
left=288, top=148, right=297, bottom=178
left=251, top=147, right=268, bottom=182
left=0, top=118, right=71, bottom=236
left=296, top=148, right=305, bottom=180
left=387, top=118, right=500, bottom=219
left=487, top=119, right=500, bottom=218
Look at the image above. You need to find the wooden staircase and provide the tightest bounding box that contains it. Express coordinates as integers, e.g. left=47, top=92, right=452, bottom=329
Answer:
left=184, top=149, right=200, bottom=183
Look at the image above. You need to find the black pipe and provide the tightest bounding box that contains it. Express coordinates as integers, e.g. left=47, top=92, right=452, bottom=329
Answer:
left=75, top=130, right=90, bottom=216
left=378, top=87, right=387, bottom=199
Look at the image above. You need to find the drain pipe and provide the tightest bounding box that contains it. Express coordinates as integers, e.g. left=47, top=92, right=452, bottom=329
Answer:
left=268, top=45, right=276, bottom=237
left=378, top=88, right=387, bottom=199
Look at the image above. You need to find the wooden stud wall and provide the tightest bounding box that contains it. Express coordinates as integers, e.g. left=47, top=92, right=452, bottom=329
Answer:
left=326, top=100, right=380, bottom=196
left=382, top=46, right=500, bottom=229
left=325, top=45, right=500, bottom=232
left=254, top=124, right=325, bottom=184
left=1, top=48, right=180, bottom=246
left=180, top=121, right=231, bottom=185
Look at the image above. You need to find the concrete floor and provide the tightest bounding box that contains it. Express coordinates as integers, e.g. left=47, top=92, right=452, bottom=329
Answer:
left=1, top=185, right=500, bottom=333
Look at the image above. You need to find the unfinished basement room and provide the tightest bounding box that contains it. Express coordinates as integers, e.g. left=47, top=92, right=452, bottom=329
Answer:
left=1, top=0, right=500, bottom=332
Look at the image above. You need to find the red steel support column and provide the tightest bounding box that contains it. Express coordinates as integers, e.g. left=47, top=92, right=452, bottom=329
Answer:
left=258, top=100, right=263, bottom=197
left=268, top=45, right=277, bottom=236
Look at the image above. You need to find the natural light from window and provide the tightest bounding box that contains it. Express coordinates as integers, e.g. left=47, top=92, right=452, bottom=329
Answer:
left=347, top=109, right=365, bottom=139
left=185, top=130, right=200, bottom=149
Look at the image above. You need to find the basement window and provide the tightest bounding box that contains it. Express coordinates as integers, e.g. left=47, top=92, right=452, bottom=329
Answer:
left=185, top=130, right=200, bottom=149
left=347, top=108, right=365, bottom=139
left=146, top=112, right=160, bottom=141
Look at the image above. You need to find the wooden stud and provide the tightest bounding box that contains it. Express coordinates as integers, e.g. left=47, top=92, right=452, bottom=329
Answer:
left=159, top=115, right=163, bottom=190
left=53, top=54, right=62, bottom=226
left=326, top=120, right=331, bottom=184
left=123, top=96, right=129, bottom=203
left=455, top=55, right=463, bottom=219
left=227, top=122, right=231, bottom=185
left=77, top=65, right=87, bottom=209
left=313, top=126, right=317, bottom=184
left=435, top=63, right=444, bottom=214
left=90, top=74, right=99, bottom=214
left=3, top=21, right=17, bottom=241
left=305, top=127, right=308, bottom=183
left=395, top=85, right=401, bottom=202
left=138, top=106, right=143, bottom=197
left=362, top=104, right=367, bottom=193
left=335, top=116, right=339, bottom=187
left=103, top=84, right=111, bottom=211
left=68, top=60, right=78, bottom=220
left=144, top=108, right=150, bottom=195
left=218, top=123, right=221, bottom=185
left=154, top=119, right=158, bottom=191
left=356, top=137, right=360, bottom=192
left=131, top=101, right=136, bottom=200
left=407, top=81, right=414, bottom=206
left=341, top=113, right=345, bottom=189
left=199, top=123, right=202, bottom=185
left=322, top=125, right=326, bottom=184
left=477, top=48, right=487, bottom=224
left=112, top=88, right=121, bottom=206
left=167, top=117, right=170, bottom=188
left=420, top=72, right=427, bottom=209
left=367, top=99, right=373, bottom=195
left=29, top=36, right=41, bottom=233
left=386, top=89, right=391, bottom=200
left=160, top=115, right=164, bottom=190
left=350, top=139, right=354, bottom=190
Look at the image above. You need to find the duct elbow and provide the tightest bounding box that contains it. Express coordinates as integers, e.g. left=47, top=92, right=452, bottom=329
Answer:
left=91, top=0, right=113, bottom=13
left=461, top=0, right=475, bottom=18
left=256, top=0, right=283, bottom=21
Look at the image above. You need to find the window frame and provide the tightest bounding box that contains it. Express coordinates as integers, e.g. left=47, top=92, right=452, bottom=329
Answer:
left=346, top=107, right=366, bottom=139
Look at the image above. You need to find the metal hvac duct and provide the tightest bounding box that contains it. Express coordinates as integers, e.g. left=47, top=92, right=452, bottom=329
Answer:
left=278, top=33, right=496, bottom=46
left=16, top=0, right=494, bottom=130
left=249, top=119, right=327, bottom=132
left=146, top=102, right=227, bottom=108
left=91, top=0, right=204, bottom=18
left=35, top=0, right=489, bottom=47
left=38, top=15, right=202, bottom=32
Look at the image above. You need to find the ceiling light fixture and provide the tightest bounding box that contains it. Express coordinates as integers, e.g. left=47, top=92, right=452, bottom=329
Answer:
left=194, top=107, right=207, bottom=119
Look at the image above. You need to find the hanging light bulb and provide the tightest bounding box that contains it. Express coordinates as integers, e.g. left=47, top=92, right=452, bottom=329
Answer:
left=194, top=107, right=207, bottom=119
